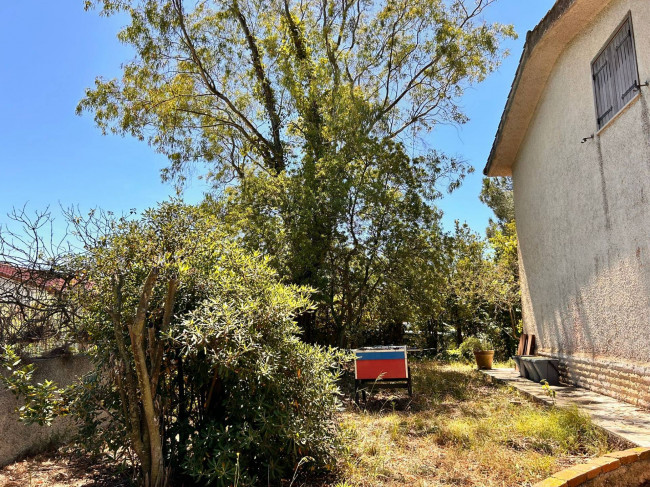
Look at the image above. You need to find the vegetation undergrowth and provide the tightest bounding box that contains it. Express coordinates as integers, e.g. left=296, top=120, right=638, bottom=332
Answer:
left=0, top=203, right=346, bottom=486
left=335, top=361, right=613, bottom=487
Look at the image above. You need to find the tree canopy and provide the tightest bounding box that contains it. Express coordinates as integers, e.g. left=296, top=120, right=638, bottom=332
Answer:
left=80, top=0, right=513, bottom=185
left=79, top=0, right=515, bottom=345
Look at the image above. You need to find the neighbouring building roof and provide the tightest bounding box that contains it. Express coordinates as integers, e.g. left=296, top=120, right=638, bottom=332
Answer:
left=0, top=262, right=68, bottom=293
left=484, top=0, right=612, bottom=176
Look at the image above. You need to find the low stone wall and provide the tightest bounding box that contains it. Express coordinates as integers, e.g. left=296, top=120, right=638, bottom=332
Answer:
left=534, top=447, right=650, bottom=487
left=0, top=354, right=91, bottom=467
left=538, top=351, right=650, bottom=410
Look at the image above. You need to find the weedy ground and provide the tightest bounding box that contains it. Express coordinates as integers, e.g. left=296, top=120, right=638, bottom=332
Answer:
left=0, top=361, right=624, bottom=487
left=335, top=361, right=623, bottom=487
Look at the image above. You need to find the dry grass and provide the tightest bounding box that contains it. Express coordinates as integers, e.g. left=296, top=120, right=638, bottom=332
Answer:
left=335, top=361, right=617, bottom=487
left=0, top=361, right=620, bottom=487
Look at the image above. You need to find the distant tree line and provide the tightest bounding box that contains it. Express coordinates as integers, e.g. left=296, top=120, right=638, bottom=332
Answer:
left=419, top=177, right=520, bottom=359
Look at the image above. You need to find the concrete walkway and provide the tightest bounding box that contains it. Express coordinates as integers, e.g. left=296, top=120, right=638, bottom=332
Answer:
left=482, top=367, right=650, bottom=447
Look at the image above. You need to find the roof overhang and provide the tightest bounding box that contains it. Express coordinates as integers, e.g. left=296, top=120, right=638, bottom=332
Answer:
left=484, top=0, right=611, bottom=177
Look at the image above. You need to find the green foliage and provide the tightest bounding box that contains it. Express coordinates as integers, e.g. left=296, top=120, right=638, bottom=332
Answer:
left=540, top=379, right=557, bottom=405
left=79, top=0, right=514, bottom=184
left=416, top=223, right=494, bottom=352
left=415, top=214, right=521, bottom=360
left=480, top=177, right=515, bottom=237
left=420, top=175, right=521, bottom=359
left=1, top=202, right=345, bottom=486
left=0, top=347, right=70, bottom=426
left=174, top=259, right=345, bottom=484
left=457, top=337, right=492, bottom=360
left=78, top=0, right=515, bottom=347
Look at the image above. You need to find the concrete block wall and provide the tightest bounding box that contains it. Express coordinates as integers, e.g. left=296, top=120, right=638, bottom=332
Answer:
left=539, top=351, right=650, bottom=409
left=0, top=354, right=91, bottom=467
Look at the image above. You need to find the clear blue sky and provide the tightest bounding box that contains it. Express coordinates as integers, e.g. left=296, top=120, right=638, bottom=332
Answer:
left=0, top=1, right=554, bottom=237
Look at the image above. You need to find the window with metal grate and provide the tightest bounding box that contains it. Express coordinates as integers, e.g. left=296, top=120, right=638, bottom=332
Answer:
left=592, top=15, right=640, bottom=130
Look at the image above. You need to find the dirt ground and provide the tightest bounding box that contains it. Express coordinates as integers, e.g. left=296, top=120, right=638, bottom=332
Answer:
left=0, top=450, right=130, bottom=487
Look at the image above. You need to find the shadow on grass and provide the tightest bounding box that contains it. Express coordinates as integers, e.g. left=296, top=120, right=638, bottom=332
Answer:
left=342, top=362, right=496, bottom=414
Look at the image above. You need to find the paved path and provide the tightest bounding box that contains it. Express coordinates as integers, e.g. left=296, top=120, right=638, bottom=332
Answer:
left=482, top=367, right=650, bottom=447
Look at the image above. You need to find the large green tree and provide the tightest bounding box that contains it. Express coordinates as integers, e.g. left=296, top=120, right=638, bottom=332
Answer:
left=480, top=176, right=515, bottom=236
left=80, top=0, right=514, bottom=344
left=416, top=218, right=519, bottom=358
left=480, top=176, right=520, bottom=342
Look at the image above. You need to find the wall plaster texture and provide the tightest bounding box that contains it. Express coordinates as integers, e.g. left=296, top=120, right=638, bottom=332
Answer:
left=0, top=355, right=91, bottom=467
left=513, top=0, right=650, bottom=405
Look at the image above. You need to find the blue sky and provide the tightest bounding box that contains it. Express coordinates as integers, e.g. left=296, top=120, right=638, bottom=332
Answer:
left=0, top=1, right=553, bottom=237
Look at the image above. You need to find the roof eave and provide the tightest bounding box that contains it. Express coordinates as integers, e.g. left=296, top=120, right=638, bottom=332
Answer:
left=484, top=0, right=611, bottom=177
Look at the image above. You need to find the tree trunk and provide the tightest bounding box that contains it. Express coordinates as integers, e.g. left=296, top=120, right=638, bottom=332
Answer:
left=128, top=268, right=167, bottom=487
left=509, top=307, right=518, bottom=340
left=455, top=323, right=462, bottom=347
left=176, top=350, right=188, bottom=448
left=427, top=319, right=439, bottom=354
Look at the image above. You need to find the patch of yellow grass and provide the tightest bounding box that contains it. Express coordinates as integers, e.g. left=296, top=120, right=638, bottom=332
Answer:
left=336, top=361, right=613, bottom=487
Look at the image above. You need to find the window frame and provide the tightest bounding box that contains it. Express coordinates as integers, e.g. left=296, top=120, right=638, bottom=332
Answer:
left=591, top=12, right=640, bottom=131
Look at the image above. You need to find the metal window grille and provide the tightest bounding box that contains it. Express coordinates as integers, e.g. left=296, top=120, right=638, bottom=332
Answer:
left=592, top=15, right=640, bottom=129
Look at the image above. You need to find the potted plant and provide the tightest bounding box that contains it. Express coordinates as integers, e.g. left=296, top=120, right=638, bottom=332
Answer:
left=459, top=337, right=495, bottom=370
left=473, top=342, right=494, bottom=370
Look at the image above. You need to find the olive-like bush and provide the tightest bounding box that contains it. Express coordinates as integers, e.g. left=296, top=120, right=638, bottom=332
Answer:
left=0, top=202, right=345, bottom=486
left=174, top=250, right=344, bottom=485
left=457, top=336, right=493, bottom=361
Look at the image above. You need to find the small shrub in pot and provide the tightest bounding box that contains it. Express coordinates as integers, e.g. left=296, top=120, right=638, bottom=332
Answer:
left=459, top=337, right=494, bottom=370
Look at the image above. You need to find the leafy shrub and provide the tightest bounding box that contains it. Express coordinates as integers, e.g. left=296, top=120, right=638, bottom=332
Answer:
left=176, top=279, right=346, bottom=485
left=444, top=348, right=463, bottom=362
left=0, top=202, right=346, bottom=486
left=457, top=337, right=493, bottom=361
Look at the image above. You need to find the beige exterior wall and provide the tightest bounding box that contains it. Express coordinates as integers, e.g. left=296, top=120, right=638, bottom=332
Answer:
left=0, top=355, right=91, bottom=467
left=513, top=0, right=650, bottom=406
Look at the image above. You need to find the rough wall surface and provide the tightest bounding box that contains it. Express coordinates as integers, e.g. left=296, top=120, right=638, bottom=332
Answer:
left=513, top=0, right=650, bottom=406
left=0, top=355, right=91, bottom=467
left=539, top=351, right=650, bottom=409
left=585, top=459, right=650, bottom=487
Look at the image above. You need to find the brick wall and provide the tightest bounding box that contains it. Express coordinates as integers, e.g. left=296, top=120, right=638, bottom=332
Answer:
left=534, top=447, right=650, bottom=487
left=538, top=351, right=650, bottom=409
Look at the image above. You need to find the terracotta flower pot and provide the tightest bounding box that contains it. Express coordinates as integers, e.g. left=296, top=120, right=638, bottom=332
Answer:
left=474, top=350, right=494, bottom=370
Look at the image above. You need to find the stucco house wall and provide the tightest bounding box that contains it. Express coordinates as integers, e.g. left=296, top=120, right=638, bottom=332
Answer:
left=512, top=0, right=650, bottom=406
